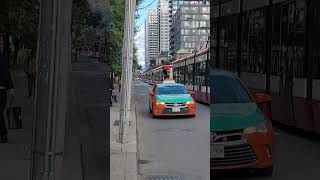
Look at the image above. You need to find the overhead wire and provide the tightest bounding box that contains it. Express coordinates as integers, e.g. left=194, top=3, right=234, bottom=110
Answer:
left=137, top=0, right=157, bottom=10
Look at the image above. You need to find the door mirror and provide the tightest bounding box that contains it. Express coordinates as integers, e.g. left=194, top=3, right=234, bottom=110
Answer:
left=189, top=90, right=195, bottom=96
left=189, top=90, right=195, bottom=99
left=255, top=93, right=272, bottom=104
left=149, top=92, right=155, bottom=96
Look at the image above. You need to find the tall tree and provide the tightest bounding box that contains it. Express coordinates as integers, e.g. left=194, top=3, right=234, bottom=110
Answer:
left=0, top=0, right=39, bottom=64
left=110, top=0, right=143, bottom=76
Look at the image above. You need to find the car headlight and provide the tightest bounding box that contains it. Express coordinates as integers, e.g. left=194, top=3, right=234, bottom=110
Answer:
left=186, top=100, right=194, bottom=104
left=243, top=120, right=268, bottom=134
left=156, top=102, right=165, bottom=105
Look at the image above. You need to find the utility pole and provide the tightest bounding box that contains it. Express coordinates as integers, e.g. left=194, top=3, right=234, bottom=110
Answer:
left=31, top=0, right=72, bottom=179
left=119, top=0, right=136, bottom=143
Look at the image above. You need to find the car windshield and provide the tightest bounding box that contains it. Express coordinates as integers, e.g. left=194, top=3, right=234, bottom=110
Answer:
left=210, top=75, right=253, bottom=104
left=157, top=85, right=189, bottom=95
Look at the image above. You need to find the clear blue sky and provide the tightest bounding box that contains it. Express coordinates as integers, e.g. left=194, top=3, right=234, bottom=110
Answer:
left=135, top=0, right=158, bottom=68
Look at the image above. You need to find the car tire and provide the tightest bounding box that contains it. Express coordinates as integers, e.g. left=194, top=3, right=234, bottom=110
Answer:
left=256, top=166, right=274, bottom=176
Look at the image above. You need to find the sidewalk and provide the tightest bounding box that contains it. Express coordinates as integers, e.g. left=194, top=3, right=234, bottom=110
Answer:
left=0, top=57, right=110, bottom=180
left=0, top=69, right=33, bottom=180
left=0, top=68, right=84, bottom=180
left=111, top=84, right=138, bottom=180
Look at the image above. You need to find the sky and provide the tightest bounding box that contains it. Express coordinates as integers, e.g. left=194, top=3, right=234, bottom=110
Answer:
left=135, top=0, right=158, bottom=69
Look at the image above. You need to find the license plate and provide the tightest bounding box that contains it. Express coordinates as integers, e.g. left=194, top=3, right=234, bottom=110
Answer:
left=172, top=107, right=180, bottom=112
left=211, top=144, right=224, bottom=158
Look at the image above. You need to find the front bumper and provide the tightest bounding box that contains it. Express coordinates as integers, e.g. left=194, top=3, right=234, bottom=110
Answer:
left=211, top=132, right=274, bottom=170
left=153, top=103, right=196, bottom=116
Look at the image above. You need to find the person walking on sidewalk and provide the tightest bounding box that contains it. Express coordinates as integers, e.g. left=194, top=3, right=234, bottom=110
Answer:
left=110, top=74, right=114, bottom=106
left=118, top=78, right=121, bottom=92
left=24, top=50, right=37, bottom=98
left=0, top=34, right=14, bottom=143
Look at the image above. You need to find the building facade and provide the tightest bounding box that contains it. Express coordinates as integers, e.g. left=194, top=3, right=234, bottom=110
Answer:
left=145, top=10, right=159, bottom=68
left=158, top=0, right=170, bottom=55
left=169, top=0, right=210, bottom=55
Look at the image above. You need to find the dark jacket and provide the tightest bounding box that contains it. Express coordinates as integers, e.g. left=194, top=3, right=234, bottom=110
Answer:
left=0, top=54, right=14, bottom=90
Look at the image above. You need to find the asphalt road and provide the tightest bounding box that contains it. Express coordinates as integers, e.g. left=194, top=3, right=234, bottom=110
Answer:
left=134, top=80, right=210, bottom=180
left=212, top=127, right=320, bottom=180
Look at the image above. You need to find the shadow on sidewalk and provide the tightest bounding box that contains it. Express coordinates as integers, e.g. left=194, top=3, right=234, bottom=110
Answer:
left=0, top=69, right=34, bottom=179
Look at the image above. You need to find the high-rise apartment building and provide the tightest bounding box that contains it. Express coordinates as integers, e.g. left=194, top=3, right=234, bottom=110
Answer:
left=145, top=10, right=159, bottom=68
left=158, top=0, right=170, bottom=55
left=169, top=0, right=210, bottom=55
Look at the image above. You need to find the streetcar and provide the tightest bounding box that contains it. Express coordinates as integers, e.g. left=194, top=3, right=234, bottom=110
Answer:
left=143, top=65, right=174, bottom=85
left=173, top=48, right=210, bottom=104
left=142, top=48, right=210, bottom=104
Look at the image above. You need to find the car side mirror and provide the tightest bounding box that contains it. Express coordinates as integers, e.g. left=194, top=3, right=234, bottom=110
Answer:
left=255, top=93, right=272, bottom=104
left=189, top=90, right=195, bottom=99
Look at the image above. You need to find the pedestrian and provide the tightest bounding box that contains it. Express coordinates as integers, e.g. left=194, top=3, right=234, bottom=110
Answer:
left=118, top=78, right=121, bottom=92
left=0, top=33, right=14, bottom=143
left=110, top=74, right=114, bottom=106
left=24, top=50, right=37, bottom=98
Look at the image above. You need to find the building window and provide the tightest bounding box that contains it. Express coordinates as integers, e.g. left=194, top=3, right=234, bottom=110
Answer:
left=201, top=7, right=209, bottom=13
left=191, top=7, right=199, bottom=13
left=199, top=21, right=207, bottom=27
left=202, top=14, right=210, bottom=20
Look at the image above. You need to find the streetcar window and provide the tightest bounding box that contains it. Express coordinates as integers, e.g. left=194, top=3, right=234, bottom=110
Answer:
left=163, top=69, right=169, bottom=79
left=241, top=9, right=266, bottom=74
left=187, top=64, right=193, bottom=85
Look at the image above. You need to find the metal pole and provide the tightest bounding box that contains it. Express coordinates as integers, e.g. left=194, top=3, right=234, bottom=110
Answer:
left=119, top=1, right=129, bottom=143
left=31, top=0, right=72, bottom=179
left=119, top=0, right=129, bottom=143
left=119, top=0, right=136, bottom=143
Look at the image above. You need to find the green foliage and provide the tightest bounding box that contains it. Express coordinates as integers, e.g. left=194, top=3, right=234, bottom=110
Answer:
left=0, top=0, right=39, bottom=51
left=110, top=0, right=125, bottom=76
left=72, top=0, right=103, bottom=46
left=110, top=0, right=143, bottom=76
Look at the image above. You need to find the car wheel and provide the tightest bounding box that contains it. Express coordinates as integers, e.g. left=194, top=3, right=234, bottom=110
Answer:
left=256, top=166, right=274, bottom=176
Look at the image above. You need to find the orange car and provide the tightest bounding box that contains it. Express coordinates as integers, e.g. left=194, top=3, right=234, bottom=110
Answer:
left=210, top=70, right=274, bottom=176
left=149, top=83, right=196, bottom=117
